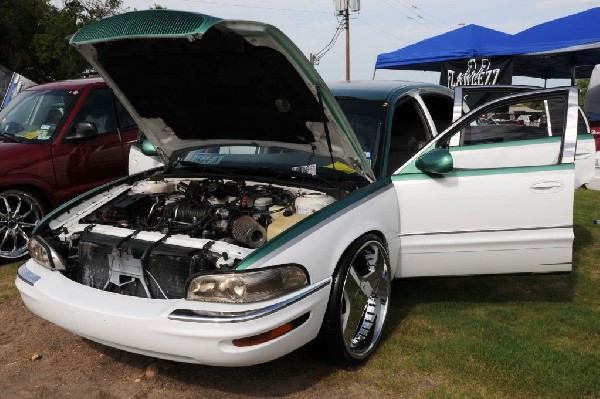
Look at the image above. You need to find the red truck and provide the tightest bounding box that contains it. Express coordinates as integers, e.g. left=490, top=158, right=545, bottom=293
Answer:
left=0, top=77, right=138, bottom=261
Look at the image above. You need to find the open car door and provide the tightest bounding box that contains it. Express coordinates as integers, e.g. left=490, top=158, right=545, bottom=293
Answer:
left=391, top=87, right=578, bottom=278
left=451, top=85, right=596, bottom=187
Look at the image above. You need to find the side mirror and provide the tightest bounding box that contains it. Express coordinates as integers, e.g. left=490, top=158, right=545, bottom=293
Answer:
left=415, top=148, right=453, bottom=174
left=141, top=139, right=158, bottom=156
left=66, top=122, right=98, bottom=142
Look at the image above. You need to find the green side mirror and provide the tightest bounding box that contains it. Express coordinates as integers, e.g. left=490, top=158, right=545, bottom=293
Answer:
left=141, top=139, right=158, bottom=156
left=415, top=148, right=453, bottom=174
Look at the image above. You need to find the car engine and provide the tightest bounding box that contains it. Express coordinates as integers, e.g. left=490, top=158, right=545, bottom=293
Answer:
left=47, top=177, right=336, bottom=299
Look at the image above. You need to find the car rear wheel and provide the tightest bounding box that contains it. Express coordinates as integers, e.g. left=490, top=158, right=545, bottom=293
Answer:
left=0, top=190, right=44, bottom=261
left=317, top=234, right=391, bottom=366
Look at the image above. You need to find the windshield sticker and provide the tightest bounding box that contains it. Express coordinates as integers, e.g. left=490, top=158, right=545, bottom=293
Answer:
left=20, top=131, right=40, bottom=139
left=292, top=164, right=317, bottom=176
left=325, top=161, right=356, bottom=174
left=187, top=154, right=224, bottom=165
left=40, top=124, right=51, bottom=131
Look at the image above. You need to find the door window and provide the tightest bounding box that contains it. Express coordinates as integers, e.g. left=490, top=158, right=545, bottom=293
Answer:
left=387, top=99, right=430, bottom=175
left=73, top=87, right=118, bottom=135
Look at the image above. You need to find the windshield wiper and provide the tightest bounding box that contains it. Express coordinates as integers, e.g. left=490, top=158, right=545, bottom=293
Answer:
left=0, top=131, right=18, bottom=142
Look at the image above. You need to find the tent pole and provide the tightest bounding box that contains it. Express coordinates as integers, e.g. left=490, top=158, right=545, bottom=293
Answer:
left=544, top=79, right=547, bottom=88
left=372, top=68, right=376, bottom=80
left=571, top=66, right=576, bottom=85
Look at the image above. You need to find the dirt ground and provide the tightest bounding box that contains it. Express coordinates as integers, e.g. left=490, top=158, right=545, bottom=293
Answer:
left=1, top=282, right=408, bottom=399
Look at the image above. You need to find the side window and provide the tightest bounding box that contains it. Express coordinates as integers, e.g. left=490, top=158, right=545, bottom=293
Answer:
left=448, top=98, right=564, bottom=147
left=577, top=108, right=590, bottom=135
left=115, top=99, right=137, bottom=131
left=420, top=94, right=454, bottom=134
left=387, top=99, right=429, bottom=175
left=73, top=87, right=117, bottom=135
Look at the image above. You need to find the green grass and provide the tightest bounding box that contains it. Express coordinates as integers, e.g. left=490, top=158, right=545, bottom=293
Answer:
left=0, top=260, right=20, bottom=304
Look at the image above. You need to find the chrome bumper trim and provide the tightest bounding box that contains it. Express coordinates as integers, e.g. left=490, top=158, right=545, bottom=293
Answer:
left=17, top=264, right=41, bottom=286
left=168, top=277, right=331, bottom=323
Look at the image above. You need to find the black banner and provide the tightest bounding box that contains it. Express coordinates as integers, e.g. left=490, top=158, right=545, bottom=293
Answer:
left=440, top=57, right=514, bottom=88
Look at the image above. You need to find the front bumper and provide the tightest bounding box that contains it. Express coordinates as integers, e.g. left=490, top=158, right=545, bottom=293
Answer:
left=16, top=260, right=331, bottom=366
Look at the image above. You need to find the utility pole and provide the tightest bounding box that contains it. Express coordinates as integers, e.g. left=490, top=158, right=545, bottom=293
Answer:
left=335, top=0, right=360, bottom=81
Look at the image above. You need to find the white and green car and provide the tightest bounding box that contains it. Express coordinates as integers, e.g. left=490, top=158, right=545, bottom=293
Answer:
left=16, top=10, right=593, bottom=367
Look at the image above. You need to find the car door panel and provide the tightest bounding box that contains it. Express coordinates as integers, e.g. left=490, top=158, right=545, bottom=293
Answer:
left=392, top=87, right=578, bottom=278
left=393, top=165, right=574, bottom=277
left=575, top=134, right=597, bottom=186
left=450, top=136, right=561, bottom=169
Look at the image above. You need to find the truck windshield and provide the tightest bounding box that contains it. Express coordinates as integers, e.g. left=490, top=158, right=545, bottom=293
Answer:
left=0, top=89, right=80, bottom=143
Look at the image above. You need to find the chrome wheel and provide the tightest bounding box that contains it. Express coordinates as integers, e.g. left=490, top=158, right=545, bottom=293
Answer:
left=317, top=234, right=391, bottom=366
left=0, top=190, right=44, bottom=260
left=340, top=240, right=391, bottom=360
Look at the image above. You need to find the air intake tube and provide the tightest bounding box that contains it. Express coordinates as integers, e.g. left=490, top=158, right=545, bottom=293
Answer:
left=229, top=215, right=267, bottom=248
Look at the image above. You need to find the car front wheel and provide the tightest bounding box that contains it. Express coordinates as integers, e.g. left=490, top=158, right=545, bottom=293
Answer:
left=318, top=234, right=392, bottom=366
left=0, top=190, right=44, bottom=261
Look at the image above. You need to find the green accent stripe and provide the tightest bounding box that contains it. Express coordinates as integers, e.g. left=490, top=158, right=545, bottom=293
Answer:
left=448, top=136, right=562, bottom=152
left=392, top=162, right=574, bottom=182
left=236, top=178, right=392, bottom=270
left=70, top=10, right=221, bottom=45
left=577, top=133, right=595, bottom=140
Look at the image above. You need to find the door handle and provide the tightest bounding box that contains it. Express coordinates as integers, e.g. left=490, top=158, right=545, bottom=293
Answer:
left=530, top=180, right=564, bottom=194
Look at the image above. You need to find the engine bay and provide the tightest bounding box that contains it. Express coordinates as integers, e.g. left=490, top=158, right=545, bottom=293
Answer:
left=43, top=177, right=338, bottom=299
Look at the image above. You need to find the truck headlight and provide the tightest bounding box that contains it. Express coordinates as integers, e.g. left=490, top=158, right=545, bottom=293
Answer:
left=28, top=236, right=66, bottom=271
left=187, top=265, right=309, bottom=303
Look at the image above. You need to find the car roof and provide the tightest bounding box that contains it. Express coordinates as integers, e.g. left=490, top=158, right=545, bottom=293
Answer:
left=328, top=80, right=451, bottom=101
left=27, top=77, right=105, bottom=91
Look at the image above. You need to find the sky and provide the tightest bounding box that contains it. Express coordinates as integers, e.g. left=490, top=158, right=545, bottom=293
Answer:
left=122, top=0, right=600, bottom=86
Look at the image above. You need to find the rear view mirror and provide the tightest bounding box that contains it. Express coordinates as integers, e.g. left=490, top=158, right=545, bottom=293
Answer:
left=141, top=139, right=158, bottom=156
left=416, top=148, right=453, bottom=174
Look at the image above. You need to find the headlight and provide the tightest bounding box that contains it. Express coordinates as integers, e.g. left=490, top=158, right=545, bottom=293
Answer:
left=187, top=265, right=309, bottom=303
left=28, top=236, right=66, bottom=271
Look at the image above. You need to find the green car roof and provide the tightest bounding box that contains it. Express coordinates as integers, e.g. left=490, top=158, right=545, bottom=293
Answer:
left=70, top=9, right=222, bottom=45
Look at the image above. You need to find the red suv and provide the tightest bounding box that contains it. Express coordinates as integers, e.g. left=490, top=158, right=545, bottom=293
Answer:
left=0, top=77, right=138, bottom=261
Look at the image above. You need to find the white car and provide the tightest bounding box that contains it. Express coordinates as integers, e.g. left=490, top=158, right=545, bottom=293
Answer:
left=16, top=10, right=590, bottom=367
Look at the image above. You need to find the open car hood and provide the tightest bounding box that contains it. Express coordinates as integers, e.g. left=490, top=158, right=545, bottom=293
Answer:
left=70, top=10, right=374, bottom=181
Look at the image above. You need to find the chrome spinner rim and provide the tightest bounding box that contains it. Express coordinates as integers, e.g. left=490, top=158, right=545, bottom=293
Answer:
left=0, top=192, right=43, bottom=259
left=340, top=240, right=391, bottom=359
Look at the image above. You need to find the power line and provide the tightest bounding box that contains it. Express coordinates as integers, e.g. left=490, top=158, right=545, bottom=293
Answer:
left=355, top=18, right=409, bottom=43
left=174, top=0, right=331, bottom=14
left=377, top=0, right=445, bottom=34
left=395, top=0, right=453, bottom=28
left=311, top=19, right=346, bottom=65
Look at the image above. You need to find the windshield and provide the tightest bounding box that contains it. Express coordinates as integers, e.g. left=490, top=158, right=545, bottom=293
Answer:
left=335, top=97, right=387, bottom=169
left=0, top=88, right=80, bottom=143
left=173, top=144, right=368, bottom=185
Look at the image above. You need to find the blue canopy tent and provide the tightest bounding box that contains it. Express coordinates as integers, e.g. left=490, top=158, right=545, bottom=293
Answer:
left=375, top=7, right=600, bottom=83
left=375, top=24, right=512, bottom=72
left=500, top=7, right=600, bottom=80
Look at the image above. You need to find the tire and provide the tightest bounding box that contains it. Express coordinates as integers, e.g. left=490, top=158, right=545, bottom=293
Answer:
left=0, top=189, right=45, bottom=261
left=317, top=234, right=392, bottom=366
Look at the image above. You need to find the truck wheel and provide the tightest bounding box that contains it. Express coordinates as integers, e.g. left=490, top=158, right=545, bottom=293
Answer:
left=0, top=190, right=45, bottom=261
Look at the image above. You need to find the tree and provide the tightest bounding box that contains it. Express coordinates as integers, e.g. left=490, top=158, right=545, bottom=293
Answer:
left=577, top=78, right=590, bottom=107
left=0, top=0, right=51, bottom=82
left=32, top=0, right=127, bottom=81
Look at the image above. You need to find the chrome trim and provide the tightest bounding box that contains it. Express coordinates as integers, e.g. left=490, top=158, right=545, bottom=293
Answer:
left=399, top=225, right=573, bottom=237
left=168, top=277, right=331, bottom=323
left=561, top=87, right=579, bottom=164
left=17, top=264, right=41, bottom=286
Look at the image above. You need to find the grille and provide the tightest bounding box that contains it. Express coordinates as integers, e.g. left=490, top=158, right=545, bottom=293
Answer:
left=77, top=231, right=200, bottom=299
